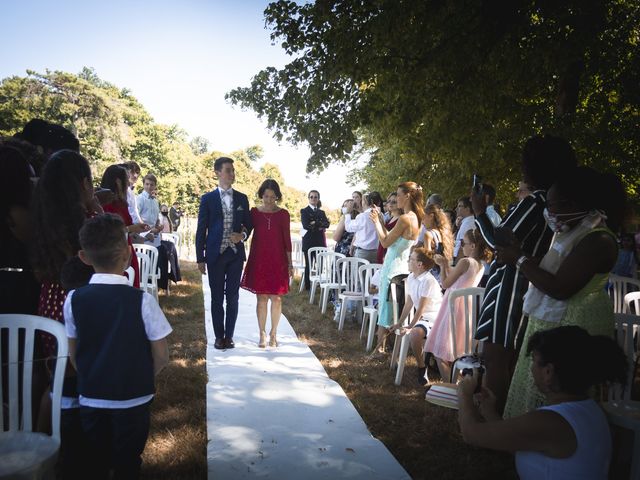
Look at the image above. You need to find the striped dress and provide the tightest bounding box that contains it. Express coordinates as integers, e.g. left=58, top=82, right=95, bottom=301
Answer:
left=474, top=191, right=553, bottom=347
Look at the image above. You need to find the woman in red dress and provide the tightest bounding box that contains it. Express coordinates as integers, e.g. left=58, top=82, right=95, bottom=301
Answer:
left=241, top=179, right=293, bottom=348
left=100, top=165, right=149, bottom=288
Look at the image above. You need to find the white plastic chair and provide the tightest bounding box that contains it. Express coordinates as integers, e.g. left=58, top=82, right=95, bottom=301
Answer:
left=0, top=314, right=68, bottom=478
left=389, top=278, right=416, bottom=385
left=307, top=246, right=328, bottom=303
left=134, top=244, right=159, bottom=300
left=135, top=251, right=158, bottom=300
left=359, top=263, right=382, bottom=351
left=603, top=313, right=640, bottom=480
left=124, top=266, right=135, bottom=287
left=447, top=287, right=485, bottom=382
left=319, top=252, right=347, bottom=314
left=336, top=257, right=370, bottom=329
left=161, top=232, right=181, bottom=257
left=290, top=238, right=305, bottom=288
left=609, top=274, right=640, bottom=314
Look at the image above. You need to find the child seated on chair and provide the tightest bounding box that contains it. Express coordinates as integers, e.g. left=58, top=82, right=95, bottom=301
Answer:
left=63, top=213, right=172, bottom=478
left=386, top=247, right=442, bottom=385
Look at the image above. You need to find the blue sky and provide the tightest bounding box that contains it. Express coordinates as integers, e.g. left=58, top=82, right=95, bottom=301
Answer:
left=1, top=0, right=363, bottom=208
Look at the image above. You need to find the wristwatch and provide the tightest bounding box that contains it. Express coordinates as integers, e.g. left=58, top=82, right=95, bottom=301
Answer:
left=516, top=255, right=528, bottom=268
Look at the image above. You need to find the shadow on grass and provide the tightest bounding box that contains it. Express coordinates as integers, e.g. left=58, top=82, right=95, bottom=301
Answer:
left=283, top=278, right=517, bottom=480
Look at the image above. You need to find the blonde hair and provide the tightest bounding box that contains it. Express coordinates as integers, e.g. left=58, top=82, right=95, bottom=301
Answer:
left=424, top=204, right=454, bottom=261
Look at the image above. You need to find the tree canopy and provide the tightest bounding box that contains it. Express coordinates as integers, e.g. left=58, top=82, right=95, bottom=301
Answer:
left=0, top=68, right=308, bottom=218
left=227, top=0, right=639, bottom=206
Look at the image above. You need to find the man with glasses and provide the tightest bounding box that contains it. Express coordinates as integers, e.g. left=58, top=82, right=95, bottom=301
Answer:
left=300, top=190, right=330, bottom=290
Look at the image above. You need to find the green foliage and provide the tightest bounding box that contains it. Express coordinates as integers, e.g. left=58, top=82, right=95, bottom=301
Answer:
left=227, top=0, right=639, bottom=208
left=0, top=69, right=307, bottom=218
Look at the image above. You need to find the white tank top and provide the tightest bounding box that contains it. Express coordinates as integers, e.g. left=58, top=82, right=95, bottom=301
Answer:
left=515, top=399, right=611, bottom=480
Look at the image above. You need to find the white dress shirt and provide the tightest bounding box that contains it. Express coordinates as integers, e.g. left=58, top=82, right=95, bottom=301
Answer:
left=64, top=273, right=172, bottom=409
left=454, top=215, right=476, bottom=257
left=136, top=190, right=161, bottom=228
left=127, top=187, right=143, bottom=224
left=344, top=208, right=379, bottom=250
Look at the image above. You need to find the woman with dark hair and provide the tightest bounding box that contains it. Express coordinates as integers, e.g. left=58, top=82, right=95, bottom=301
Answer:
left=369, top=182, right=423, bottom=352
left=471, top=134, right=577, bottom=413
left=352, top=191, right=363, bottom=214
left=497, top=166, right=622, bottom=417
left=300, top=189, right=330, bottom=290
left=100, top=164, right=150, bottom=288
left=333, top=198, right=356, bottom=256
left=458, top=326, right=626, bottom=480
left=377, top=192, right=401, bottom=263
left=241, top=179, right=292, bottom=347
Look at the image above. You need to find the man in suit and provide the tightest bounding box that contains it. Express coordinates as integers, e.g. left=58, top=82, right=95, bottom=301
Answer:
left=300, top=190, right=330, bottom=290
left=196, top=157, right=252, bottom=349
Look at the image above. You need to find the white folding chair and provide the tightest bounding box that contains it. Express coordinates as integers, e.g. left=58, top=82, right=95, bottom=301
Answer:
left=319, top=251, right=347, bottom=314
left=307, top=246, right=328, bottom=303
left=609, top=274, right=640, bottom=314
left=0, top=314, right=68, bottom=478
left=124, top=266, right=135, bottom=287
left=134, top=244, right=159, bottom=300
left=360, top=263, right=382, bottom=351
left=336, top=257, right=370, bottom=330
left=448, top=287, right=485, bottom=382
left=603, top=313, right=640, bottom=480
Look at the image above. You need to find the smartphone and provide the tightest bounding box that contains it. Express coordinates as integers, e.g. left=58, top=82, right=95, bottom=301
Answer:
left=473, top=173, right=482, bottom=193
left=494, top=226, right=513, bottom=247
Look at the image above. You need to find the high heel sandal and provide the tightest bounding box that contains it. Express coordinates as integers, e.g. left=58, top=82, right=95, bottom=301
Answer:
left=269, top=334, right=278, bottom=348
left=258, top=331, right=267, bottom=348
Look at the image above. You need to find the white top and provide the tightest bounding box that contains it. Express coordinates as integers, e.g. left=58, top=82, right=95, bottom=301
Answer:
left=345, top=208, right=379, bottom=250
left=219, top=187, right=234, bottom=209
left=515, top=399, right=611, bottom=480
left=136, top=190, right=161, bottom=227
left=417, top=224, right=427, bottom=244
left=485, top=205, right=502, bottom=227
left=64, top=273, right=173, bottom=409
left=454, top=215, right=476, bottom=257
left=126, top=187, right=143, bottom=224
left=407, top=271, right=443, bottom=322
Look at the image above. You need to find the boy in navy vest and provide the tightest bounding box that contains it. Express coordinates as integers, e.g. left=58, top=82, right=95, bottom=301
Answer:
left=63, top=214, right=172, bottom=479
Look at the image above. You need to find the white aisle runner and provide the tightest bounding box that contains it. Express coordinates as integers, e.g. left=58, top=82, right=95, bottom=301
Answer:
left=203, top=278, right=410, bottom=479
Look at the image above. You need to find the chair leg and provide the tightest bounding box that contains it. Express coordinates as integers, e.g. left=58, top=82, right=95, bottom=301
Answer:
left=309, top=281, right=317, bottom=304
left=360, top=312, right=367, bottom=339
left=395, top=335, right=411, bottom=385
left=366, top=312, right=377, bottom=352
left=321, top=287, right=330, bottom=314
left=338, top=299, right=348, bottom=331
left=390, top=334, right=400, bottom=370
left=299, top=272, right=305, bottom=293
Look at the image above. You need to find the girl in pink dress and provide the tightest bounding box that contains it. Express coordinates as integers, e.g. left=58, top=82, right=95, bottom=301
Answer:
left=424, top=229, right=491, bottom=381
left=241, top=179, right=293, bottom=347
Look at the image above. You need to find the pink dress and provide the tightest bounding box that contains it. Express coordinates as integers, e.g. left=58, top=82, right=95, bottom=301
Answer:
left=241, top=208, right=292, bottom=295
left=423, top=258, right=484, bottom=362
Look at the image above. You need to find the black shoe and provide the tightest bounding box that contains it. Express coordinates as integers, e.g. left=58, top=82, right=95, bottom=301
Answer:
left=417, top=367, right=427, bottom=386
left=214, top=338, right=225, bottom=350
left=225, top=337, right=235, bottom=349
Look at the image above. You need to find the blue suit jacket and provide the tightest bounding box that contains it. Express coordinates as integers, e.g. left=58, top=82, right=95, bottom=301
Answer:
left=195, top=188, right=253, bottom=265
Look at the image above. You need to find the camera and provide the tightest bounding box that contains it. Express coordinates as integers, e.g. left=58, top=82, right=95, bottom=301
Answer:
left=460, top=355, right=485, bottom=393
left=434, top=243, right=444, bottom=255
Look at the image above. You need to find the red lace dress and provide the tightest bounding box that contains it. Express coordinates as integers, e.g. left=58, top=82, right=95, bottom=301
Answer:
left=241, top=208, right=292, bottom=295
left=103, top=201, right=140, bottom=288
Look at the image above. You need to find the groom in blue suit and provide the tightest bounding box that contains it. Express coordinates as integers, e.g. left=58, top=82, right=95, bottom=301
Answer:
left=196, top=157, right=252, bottom=349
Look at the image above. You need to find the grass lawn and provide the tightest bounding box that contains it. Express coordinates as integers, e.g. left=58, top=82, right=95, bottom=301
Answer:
left=141, top=263, right=634, bottom=479
left=282, top=280, right=517, bottom=480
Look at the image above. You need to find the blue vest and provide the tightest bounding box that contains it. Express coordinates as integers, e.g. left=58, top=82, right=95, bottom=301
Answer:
left=72, top=284, right=155, bottom=400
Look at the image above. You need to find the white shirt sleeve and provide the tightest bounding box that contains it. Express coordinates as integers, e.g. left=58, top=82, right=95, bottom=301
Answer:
left=344, top=211, right=365, bottom=233
left=63, top=291, right=77, bottom=338
left=141, top=292, right=173, bottom=341
left=421, top=275, right=440, bottom=300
